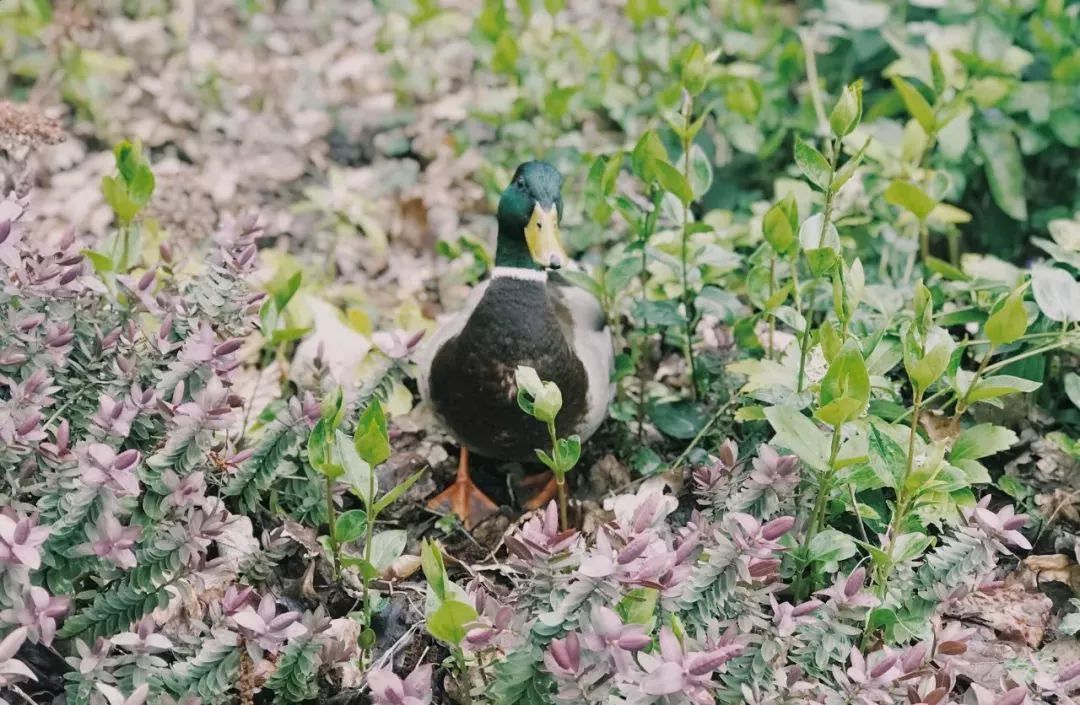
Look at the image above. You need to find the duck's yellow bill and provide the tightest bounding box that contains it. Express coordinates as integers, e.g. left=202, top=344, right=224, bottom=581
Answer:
left=525, top=203, right=567, bottom=269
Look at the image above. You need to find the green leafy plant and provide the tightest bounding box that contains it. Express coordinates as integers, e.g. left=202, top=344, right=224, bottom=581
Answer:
left=307, top=393, right=425, bottom=655
left=515, top=366, right=582, bottom=530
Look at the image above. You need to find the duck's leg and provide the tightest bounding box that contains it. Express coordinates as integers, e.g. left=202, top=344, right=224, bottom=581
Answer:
left=426, top=447, right=498, bottom=530
left=519, top=471, right=559, bottom=510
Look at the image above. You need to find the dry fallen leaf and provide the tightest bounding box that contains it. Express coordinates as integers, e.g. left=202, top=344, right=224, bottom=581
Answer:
left=944, top=583, right=1053, bottom=648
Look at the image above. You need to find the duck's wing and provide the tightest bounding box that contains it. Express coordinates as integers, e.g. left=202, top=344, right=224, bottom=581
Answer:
left=416, top=280, right=490, bottom=405
left=548, top=269, right=615, bottom=439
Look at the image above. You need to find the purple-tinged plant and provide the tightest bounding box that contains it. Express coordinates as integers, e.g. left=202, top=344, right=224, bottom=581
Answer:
left=0, top=627, right=35, bottom=689
left=691, top=438, right=739, bottom=507
left=693, top=440, right=800, bottom=521
left=372, top=328, right=425, bottom=359
left=367, top=663, right=433, bottom=705
left=505, top=500, right=581, bottom=565
left=0, top=508, right=49, bottom=580
left=111, top=617, right=173, bottom=655
left=229, top=593, right=307, bottom=658
left=92, top=683, right=151, bottom=705
left=963, top=496, right=1031, bottom=550
left=634, top=627, right=744, bottom=705
left=76, top=511, right=142, bottom=569
left=0, top=584, right=70, bottom=644
left=77, top=444, right=142, bottom=502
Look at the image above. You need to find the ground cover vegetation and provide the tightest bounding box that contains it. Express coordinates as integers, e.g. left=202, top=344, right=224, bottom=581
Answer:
left=1, top=1, right=1079, bottom=704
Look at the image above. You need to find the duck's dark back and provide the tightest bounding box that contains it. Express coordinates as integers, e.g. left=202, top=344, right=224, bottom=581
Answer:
left=428, top=277, right=587, bottom=461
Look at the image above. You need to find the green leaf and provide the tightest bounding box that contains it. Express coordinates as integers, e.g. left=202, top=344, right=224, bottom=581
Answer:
left=373, top=467, right=427, bottom=515
left=268, top=270, right=303, bottom=312
left=868, top=423, right=907, bottom=489
left=892, top=532, right=933, bottom=564
left=617, top=588, right=659, bottom=627
left=337, top=429, right=375, bottom=503
left=967, top=375, right=1042, bottom=403
left=904, top=325, right=955, bottom=392
left=492, top=33, right=519, bottom=75
left=355, top=399, right=391, bottom=467
left=976, top=128, right=1027, bottom=221
left=831, top=138, right=869, bottom=192
left=534, top=448, right=556, bottom=472
left=648, top=400, right=707, bottom=439
left=369, top=530, right=408, bottom=571
left=688, top=144, right=713, bottom=199
left=321, top=387, right=345, bottom=427
left=930, top=50, right=946, bottom=96
left=427, top=600, right=479, bottom=646
left=925, top=257, right=969, bottom=281
left=892, top=76, right=936, bottom=134
left=631, top=130, right=667, bottom=181
left=101, top=175, right=140, bottom=224
left=764, top=405, right=830, bottom=472
left=334, top=509, right=367, bottom=544
left=808, top=529, right=857, bottom=572
left=984, top=287, right=1028, bottom=347
left=259, top=298, right=279, bottom=337
left=763, top=199, right=796, bottom=255
left=1066, top=372, right=1080, bottom=410
left=82, top=249, right=115, bottom=275
left=420, top=539, right=447, bottom=600
left=951, top=423, right=1018, bottom=462
left=555, top=435, right=581, bottom=474
left=884, top=180, right=937, bottom=220
left=799, top=214, right=841, bottom=277
left=1031, top=265, right=1080, bottom=323
left=794, top=136, right=832, bottom=191
left=679, top=42, right=708, bottom=95
left=652, top=160, right=693, bottom=205
left=816, top=341, right=869, bottom=426
left=128, top=165, right=155, bottom=206
left=308, top=420, right=333, bottom=473
left=829, top=79, right=863, bottom=138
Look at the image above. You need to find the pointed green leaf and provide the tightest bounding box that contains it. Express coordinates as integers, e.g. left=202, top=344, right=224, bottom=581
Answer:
left=764, top=405, right=830, bottom=472
left=652, top=160, right=693, bottom=205
left=373, top=467, right=428, bottom=515
left=334, top=509, right=367, bottom=544
left=951, top=423, right=1018, bottom=462
left=892, top=76, right=936, bottom=134
left=829, top=79, right=863, bottom=138
left=427, top=600, right=478, bottom=646
left=885, top=180, right=937, bottom=220
left=794, top=136, right=832, bottom=191
left=976, top=128, right=1027, bottom=221
left=984, top=287, right=1028, bottom=347
left=355, top=399, right=391, bottom=467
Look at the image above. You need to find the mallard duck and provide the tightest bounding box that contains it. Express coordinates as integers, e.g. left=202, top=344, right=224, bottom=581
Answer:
left=418, top=161, right=614, bottom=528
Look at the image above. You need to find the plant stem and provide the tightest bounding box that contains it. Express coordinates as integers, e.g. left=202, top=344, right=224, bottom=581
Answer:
left=796, top=135, right=840, bottom=393
left=799, top=28, right=829, bottom=136
left=636, top=187, right=663, bottom=442
left=361, top=473, right=377, bottom=631
left=919, top=220, right=930, bottom=267
left=680, top=94, right=699, bottom=399
left=796, top=422, right=843, bottom=599
left=325, top=476, right=340, bottom=579
left=767, top=255, right=777, bottom=359
left=454, top=647, right=473, bottom=705
left=875, top=386, right=923, bottom=598
left=548, top=420, right=568, bottom=530
left=955, top=343, right=993, bottom=415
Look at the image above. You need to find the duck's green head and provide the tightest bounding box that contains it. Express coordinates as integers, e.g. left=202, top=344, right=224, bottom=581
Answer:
left=495, top=161, right=567, bottom=271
